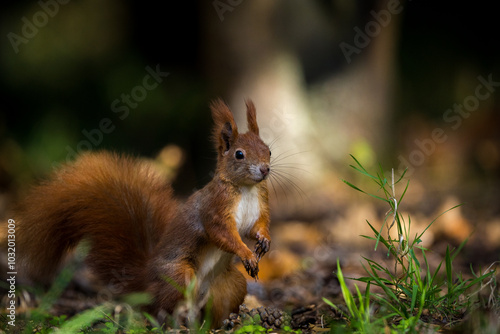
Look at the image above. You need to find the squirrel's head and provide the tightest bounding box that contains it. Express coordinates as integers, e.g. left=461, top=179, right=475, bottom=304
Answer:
left=210, top=98, right=271, bottom=186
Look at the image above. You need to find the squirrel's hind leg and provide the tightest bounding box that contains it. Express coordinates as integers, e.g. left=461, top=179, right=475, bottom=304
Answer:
left=147, top=261, right=195, bottom=323
left=207, top=264, right=247, bottom=328
left=147, top=261, right=246, bottom=328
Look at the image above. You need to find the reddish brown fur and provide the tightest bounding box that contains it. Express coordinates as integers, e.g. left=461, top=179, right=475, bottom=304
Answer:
left=13, top=99, right=271, bottom=327
left=15, top=153, right=178, bottom=291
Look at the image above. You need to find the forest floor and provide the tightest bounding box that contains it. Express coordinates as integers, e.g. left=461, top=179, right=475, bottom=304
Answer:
left=1, top=169, right=499, bottom=333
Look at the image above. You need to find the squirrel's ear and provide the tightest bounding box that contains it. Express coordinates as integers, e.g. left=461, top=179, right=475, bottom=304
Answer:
left=246, top=99, right=259, bottom=136
left=210, top=98, right=238, bottom=155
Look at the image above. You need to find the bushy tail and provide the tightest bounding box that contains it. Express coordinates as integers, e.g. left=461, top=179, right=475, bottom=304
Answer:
left=15, top=151, right=177, bottom=292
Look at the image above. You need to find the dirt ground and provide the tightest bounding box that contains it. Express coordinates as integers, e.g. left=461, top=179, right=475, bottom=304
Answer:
left=0, top=171, right=499, bottom=332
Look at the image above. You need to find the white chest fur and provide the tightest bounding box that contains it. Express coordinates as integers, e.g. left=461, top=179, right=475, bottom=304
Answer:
left=196, top=186, right=261, bottom=293
left=235, top=186, right=260, bottom=235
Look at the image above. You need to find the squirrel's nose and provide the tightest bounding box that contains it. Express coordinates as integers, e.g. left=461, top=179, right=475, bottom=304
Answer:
left=260, top=165, right=270, bottom=177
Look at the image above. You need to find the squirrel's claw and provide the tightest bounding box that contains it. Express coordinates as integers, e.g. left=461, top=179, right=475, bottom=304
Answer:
left=254, top=237, right=271, bottom=261
left=242, top=257, right=259, bottom=280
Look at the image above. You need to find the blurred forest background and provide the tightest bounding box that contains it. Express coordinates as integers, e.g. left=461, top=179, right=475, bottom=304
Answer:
left=0, top=0, right=499, bottom=281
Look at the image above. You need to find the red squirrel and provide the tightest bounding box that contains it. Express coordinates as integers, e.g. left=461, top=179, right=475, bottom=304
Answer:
left=14, top=99, right=272, bottom=326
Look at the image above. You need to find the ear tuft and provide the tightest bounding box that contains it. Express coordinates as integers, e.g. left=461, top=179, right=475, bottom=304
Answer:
left=221, top=122, right=233, bottom=153
left=246, top=99, right=259, bottom=135
left=210, top=98, right=238, bottom=154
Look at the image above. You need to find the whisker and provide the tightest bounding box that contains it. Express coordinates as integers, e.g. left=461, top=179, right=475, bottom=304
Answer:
left=268, top=172, right=280, bottom=202
left=271, top=161, right=309, bottom=167
left=264, top=135, right=310, bottom=206
left=270, top=170, right=308, bottom=202
left=271, top=163, right=310, bottom=174
left=271, top=166, right=309, bottom=183
left=267, top=135, right=283, bottom=150
left=271, top=176, right=300, bottom=205
left=270, top=150, right=295, bottom=163
left=270, top=150, right=311, bottom=165
left=270, top=152, right=292, bottom=165
left=269, top=173, right=290, bottom=204
left=272, top=167, right=299, bottom=178
left=270, top=147, right=299, bottom=159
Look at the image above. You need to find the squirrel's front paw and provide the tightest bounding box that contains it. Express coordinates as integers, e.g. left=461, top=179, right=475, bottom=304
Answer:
left=254, top=233, right=271, bottom=260
left=242, top=255, right=259, bottom=280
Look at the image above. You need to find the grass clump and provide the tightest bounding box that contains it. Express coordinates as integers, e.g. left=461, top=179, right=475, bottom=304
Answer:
left=325, top=155, right=497, bottom=332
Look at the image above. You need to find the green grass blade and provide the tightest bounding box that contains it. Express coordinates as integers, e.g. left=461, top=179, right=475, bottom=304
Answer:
left=354, top=284, right=365, bottom=317
left=445, top=246, right=453, bottom=297
left=470, top=263, right=479, bottom=278
left=366, top=219, right=393, bottom=253
left=361, top=235, right=378, bottom=241
left=462, top=271, right=494, bottom=290
left=322, top=297, right=339, bottom=311
left=363, top=257, right=396, bottom=278
left=342, top=179, right=368, bottom=193
left=410, top=284, right=418, bottom=311
left=430, top=260, right=444, bottom=290
left=394, top=168, right=408, bottom=184
left=370, top=294, right=405, bottom=318
left=336, top=259, right=359, bottom=318
left=364, top=281, right=371, bottom=313
left=409, top=248, right=420, bottom=269
left=450, top=237, right=469, bottom=262
left=421, top=248, right=432, bottom=289
left=342, top=179, right=388, bottom=203
left=398, top=180, right=410, bottom=205
left=416, top=204, right=463, bottom=241
left=350, top=165, right=380, bottom=182
left=360, top=262, right=402, bottom=306
left=59, top=305, right=110, bottom=332
left=349, top=154, right=378, bottom=180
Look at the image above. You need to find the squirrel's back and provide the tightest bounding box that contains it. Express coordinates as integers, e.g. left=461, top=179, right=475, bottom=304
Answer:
left=15, top=151, right=178, bottom=291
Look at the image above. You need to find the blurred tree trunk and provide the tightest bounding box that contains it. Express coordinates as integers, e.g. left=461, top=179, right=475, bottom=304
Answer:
left=201, top=0, right=400, bottom=213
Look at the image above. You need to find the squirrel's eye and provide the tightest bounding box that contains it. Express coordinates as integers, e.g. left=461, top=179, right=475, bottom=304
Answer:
left=235, top=150, right=245, bottom=160
left=269, top=150, right=272, bottom=157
